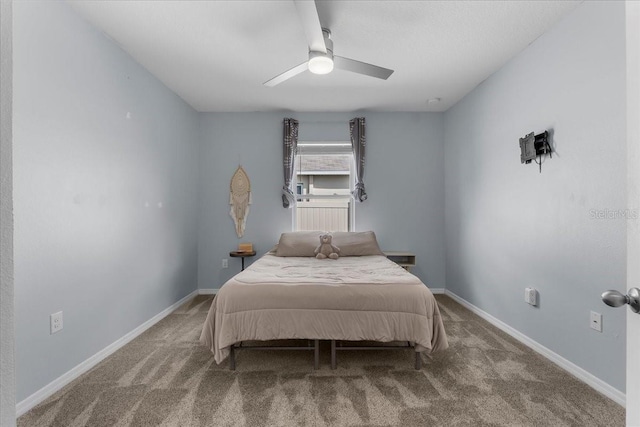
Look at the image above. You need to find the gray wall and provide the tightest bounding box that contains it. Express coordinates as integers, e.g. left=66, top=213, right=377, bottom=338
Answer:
left=444, top=1, right=626, bottom=392
left=198, top=112, right=445, bottom=289
left=1, top=0, right=16, bottom=424
left=13, top=1, right=200, bottom=402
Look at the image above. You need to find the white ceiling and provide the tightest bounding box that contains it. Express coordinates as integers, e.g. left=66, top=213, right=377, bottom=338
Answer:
left=68, top=0, right=580, bottom=113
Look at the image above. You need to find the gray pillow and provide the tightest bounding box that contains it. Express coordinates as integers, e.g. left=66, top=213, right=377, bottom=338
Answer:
left=275, top=231, right=324, bottom=257
left=331, top=231, right=384, bottom=256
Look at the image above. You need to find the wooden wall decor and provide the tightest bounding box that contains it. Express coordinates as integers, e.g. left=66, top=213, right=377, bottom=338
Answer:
left=230, top=166, right=251, bottom=238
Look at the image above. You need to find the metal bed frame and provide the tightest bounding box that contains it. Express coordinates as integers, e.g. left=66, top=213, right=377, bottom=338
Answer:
left=226, top=339, right=421, bottom=370
left=229, top=339, right=320, bottom=370
left=330, top=340, right=422, bottom=370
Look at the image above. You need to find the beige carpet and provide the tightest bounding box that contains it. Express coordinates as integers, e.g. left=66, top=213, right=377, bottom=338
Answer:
left=18, top=294, right=624, bottom=426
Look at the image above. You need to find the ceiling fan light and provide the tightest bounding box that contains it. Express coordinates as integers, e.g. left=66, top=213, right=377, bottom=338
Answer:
left=308, top=56, right=334, bottom=74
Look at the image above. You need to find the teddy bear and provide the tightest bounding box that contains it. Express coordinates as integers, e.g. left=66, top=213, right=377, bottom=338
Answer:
left=315, top=233, right=340, bottom=260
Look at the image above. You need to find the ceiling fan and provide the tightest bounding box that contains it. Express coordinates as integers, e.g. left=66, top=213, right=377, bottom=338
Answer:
left=263, top=0, right=394, bottom=87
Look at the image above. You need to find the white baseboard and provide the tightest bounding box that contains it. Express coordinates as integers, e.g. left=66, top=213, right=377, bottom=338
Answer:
left=443, top=290, right=626, bottom=407
left=200, top=287, right=439, bottom=296
left=16, top=290, right=199, bottom=417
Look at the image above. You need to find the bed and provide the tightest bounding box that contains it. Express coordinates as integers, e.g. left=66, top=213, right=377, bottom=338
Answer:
left=199, top=231, right=448, bottom=369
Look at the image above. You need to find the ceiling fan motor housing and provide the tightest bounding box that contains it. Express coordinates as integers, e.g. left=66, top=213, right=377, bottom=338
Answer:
left=307, top=28, right=334, bottom=74
left=310, top=28, right=334, bottom=60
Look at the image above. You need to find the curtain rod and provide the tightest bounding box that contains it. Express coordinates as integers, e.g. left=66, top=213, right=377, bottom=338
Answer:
left=295, top=120, right=350, bottom=124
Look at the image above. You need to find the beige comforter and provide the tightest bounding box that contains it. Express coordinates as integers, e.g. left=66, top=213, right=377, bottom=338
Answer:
left=200, top=254, right=448, bottom=363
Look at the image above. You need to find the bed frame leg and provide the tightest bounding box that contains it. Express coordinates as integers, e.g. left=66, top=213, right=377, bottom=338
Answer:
left=331, top=340, right=336, bottom=370
left=230, top=345, right=236, bottom=371
left=314, top=339, right=320, bottom=370
left=414, top=349, right=422, bottom=370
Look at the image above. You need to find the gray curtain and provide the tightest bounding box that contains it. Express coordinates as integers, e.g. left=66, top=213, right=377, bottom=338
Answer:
left=350, top=117, right=368, bottom=202
left=282, top=118, right=299, bottom=208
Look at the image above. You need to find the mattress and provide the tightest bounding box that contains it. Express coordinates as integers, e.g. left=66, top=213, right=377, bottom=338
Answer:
left=200, top=253, right=448, bottom=363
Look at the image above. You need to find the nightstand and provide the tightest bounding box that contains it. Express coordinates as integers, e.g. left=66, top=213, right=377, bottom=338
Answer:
left=384, top=251, right=416, bottom=271
left=229, top=250, right=256, bottom=271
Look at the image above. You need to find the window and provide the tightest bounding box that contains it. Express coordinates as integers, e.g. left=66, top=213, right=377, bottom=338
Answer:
left=294, top=142, right=353, bottom=232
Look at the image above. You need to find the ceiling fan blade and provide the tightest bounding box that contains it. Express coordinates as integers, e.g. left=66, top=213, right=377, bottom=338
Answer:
left=263, top=61, right=309, bottom=87
left=294, top=0, right=326, bottom=53
left=334, top=56, right=394, bottom=80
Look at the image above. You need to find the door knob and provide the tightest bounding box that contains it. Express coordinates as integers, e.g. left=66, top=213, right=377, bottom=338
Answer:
left=601, top=288, right=640, bottom=313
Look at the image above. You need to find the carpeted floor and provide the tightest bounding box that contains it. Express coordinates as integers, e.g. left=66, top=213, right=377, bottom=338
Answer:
left=18, top=294, right=624, bottom=426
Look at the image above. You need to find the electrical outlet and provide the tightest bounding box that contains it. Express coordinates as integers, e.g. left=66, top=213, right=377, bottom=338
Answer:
left=222, top=259, right=228, bottom=268
left=524, top=287, right=538, bottom=306
left=590, top=311, right=602, bottom=332
left=50, top=311, right=63, bottom=334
